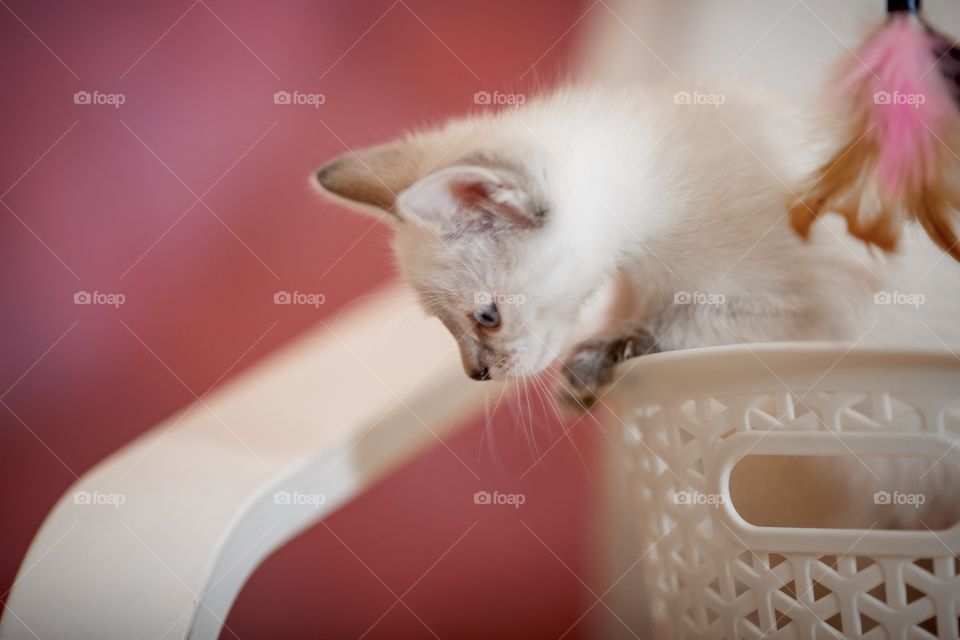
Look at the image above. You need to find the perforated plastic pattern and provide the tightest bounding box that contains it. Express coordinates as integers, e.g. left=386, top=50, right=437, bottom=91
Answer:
left=610, top=344, right=960, bottom=639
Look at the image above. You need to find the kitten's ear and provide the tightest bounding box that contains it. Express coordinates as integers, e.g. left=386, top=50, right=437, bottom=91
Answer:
left=398, top=165, right=547, bottom=234
left=313, top=141, right=429, bottom=218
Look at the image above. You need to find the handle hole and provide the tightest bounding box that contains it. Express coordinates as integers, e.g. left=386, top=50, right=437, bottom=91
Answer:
left=729, top=454, right=960, bottom=531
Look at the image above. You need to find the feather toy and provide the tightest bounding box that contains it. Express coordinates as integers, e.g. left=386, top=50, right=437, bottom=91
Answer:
left=789, top=0, right=960, bottom=261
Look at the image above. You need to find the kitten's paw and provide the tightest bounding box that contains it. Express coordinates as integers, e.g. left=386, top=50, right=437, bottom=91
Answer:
left=558, top=330, right=657, bottom=412
left=560, top=339, right=620, bottom=411
left=554, top=384, right=597, bottom=413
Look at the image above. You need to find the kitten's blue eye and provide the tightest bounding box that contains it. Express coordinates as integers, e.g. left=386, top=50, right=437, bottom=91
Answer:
left=474, top=304, right=500, bottom=329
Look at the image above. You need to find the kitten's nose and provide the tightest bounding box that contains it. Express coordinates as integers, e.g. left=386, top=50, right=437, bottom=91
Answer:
left=469, top=367, right=492, bottom=381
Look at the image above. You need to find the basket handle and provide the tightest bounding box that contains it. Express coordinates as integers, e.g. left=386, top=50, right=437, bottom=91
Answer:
left=709, top=431, right=960, bottom=556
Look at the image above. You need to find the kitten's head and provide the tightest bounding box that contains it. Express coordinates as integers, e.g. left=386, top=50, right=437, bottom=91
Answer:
left=314, top=126, right=601, bottom=380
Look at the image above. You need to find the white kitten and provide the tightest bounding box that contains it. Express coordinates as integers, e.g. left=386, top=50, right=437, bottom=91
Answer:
left=314, top=81, right=957, bottom=404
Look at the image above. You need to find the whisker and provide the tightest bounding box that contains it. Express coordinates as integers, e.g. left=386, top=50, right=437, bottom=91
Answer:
left=533, top=368, right=592, bottom=476
left=522, top=376, right=540, bottom=456
left=533, top=373, right=565, bottom=428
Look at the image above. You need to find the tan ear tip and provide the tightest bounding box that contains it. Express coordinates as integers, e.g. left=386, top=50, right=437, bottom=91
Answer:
left=313, top=159, right=341, bottom=192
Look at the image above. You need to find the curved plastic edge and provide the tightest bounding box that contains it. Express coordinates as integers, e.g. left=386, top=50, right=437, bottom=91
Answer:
left=0, top=283, right=487, bottom=640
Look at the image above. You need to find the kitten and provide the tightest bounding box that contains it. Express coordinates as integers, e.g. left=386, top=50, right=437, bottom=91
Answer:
left=313, top=82, right=949, bottom=405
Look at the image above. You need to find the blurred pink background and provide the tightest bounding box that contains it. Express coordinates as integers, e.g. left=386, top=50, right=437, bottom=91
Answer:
left=0, top=1, right=612, bottom=637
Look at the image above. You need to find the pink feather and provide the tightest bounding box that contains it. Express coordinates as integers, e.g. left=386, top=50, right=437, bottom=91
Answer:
left=841, top=15, right=957, bottom=198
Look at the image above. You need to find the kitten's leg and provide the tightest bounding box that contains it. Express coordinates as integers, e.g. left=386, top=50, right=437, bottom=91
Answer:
left=561, top=326, right=659, bottom=409
left=558, top=294, right=816, bottom=409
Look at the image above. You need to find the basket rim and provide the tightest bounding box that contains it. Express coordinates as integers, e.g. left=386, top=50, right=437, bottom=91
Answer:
left=609, top=342, right=960, bottom=401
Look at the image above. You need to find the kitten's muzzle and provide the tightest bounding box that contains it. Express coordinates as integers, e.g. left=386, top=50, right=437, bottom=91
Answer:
left=468, top=367, right=492, bottom=381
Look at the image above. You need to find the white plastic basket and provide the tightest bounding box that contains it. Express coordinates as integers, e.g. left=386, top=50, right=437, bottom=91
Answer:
left=612, top=344, right=960, bottom=640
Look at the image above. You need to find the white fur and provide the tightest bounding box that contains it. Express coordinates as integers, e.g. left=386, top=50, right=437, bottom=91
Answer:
left=318, top=80, right=960, bottom=529
left=376, top=83, right=959, bottom=377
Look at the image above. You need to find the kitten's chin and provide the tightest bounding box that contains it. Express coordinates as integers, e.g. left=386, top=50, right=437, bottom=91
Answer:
left=507, top=344, right=563, bottom=379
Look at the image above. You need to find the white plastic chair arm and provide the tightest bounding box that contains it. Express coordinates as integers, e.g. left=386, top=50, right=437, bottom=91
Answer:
left=0, top=283, right=485, bottom=640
